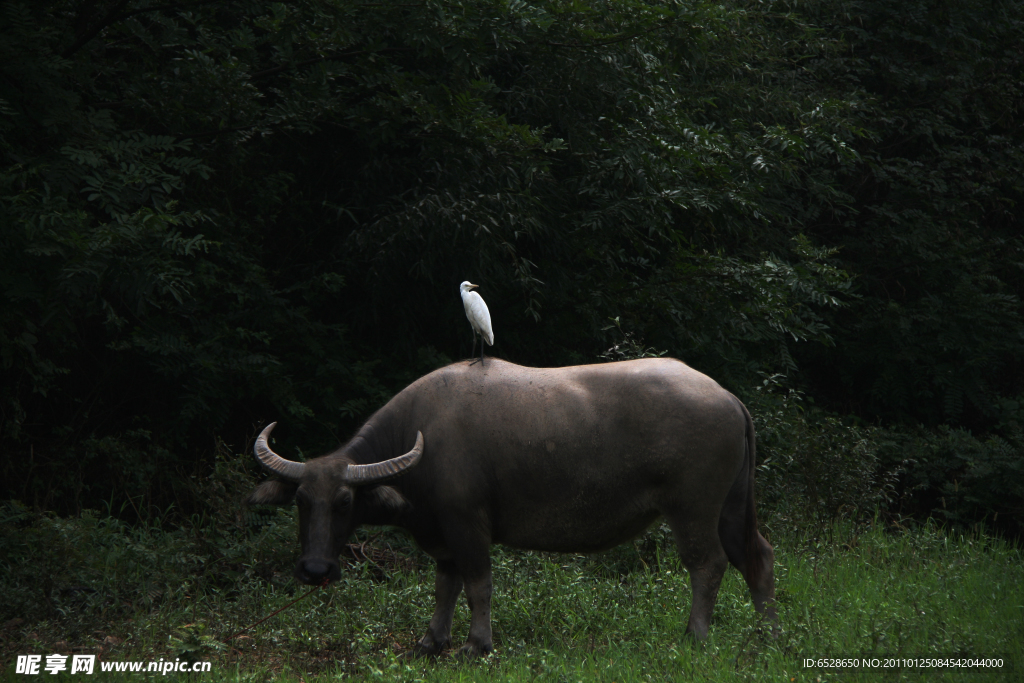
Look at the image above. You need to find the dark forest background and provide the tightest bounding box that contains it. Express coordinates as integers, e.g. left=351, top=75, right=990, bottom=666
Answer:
left=2, top=0, right=1022, bottom=534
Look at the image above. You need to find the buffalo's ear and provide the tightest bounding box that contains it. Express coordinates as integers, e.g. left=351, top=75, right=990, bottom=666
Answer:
left=247, top=480, right=298, bottom=505
left=360, top=485, right=410, bottom=524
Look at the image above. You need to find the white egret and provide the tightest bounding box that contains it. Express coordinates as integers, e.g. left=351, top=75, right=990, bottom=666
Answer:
left=460, top=281, right=494, bottom=366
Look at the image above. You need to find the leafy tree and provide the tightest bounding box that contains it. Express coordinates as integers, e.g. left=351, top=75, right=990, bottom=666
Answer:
left=785, top=0, right=1024, bottom=429
left=2, top=0, right=1020, bottom=530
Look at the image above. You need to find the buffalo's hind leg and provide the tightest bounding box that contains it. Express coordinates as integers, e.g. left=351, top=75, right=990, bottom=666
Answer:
left=408, top=560, right=463, bottom=657
left=749, top=531, right=777, bottom=624
left=719, top=512, right=777, bottom=627
left=666, top=513, right=729, bottom=640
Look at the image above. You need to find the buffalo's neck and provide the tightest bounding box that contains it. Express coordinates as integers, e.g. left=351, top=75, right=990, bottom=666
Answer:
left=344, top=403, right=406, bottom=465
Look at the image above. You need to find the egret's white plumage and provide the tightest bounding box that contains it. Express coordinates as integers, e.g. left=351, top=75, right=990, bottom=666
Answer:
left=460, top=281, right=493, bottom=365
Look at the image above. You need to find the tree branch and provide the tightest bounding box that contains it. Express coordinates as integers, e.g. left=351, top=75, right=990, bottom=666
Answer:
left=250, top=48, right=415, bottom=80
left=536, top=20, right=674, bottom=50
left=62, top=0, right=132, bottom=59
left=115, top=0, right=225, bottom=23
left=60, top=0, right=226, bottom=59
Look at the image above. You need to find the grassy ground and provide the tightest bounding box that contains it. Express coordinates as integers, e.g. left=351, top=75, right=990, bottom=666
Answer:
left=2, top=504, right=1021, bottom=682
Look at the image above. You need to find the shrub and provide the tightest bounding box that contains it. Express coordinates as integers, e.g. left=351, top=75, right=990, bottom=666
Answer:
left=746, top=376, right=902, bottom=538
left=878, top=418, right=1024, bottom=535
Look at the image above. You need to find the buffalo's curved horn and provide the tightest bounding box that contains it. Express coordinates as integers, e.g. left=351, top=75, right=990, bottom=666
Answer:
left=345, top=431, right=424, bottom=485
left=253, top=422, right=306, bottom=482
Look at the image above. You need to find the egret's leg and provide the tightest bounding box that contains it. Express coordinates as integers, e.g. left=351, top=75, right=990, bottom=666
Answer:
left=469, top=331, right=481, bottom=366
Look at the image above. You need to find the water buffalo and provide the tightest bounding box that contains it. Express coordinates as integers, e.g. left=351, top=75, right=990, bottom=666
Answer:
left=247, top=358, right=776, bottom=657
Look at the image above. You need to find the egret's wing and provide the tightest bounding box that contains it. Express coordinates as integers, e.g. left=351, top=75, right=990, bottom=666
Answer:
left=461, top=291, right=477, bottom=325
left=466, top=292, right=494, bottom=345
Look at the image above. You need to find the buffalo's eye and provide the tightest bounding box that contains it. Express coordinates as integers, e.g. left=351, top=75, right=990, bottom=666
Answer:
left=334, top=488, right=353, bottom=509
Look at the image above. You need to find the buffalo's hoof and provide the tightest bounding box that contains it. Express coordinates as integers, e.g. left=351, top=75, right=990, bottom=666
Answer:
left=401, top=640, right=447, bottom=659
left=454, top=642, right=492, bottom=659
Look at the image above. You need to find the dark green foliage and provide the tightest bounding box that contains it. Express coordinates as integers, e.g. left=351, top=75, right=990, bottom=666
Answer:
left=785, top=0, right=1024, bottom=530
left=746, top=376, right=902, bottom=537
left=790, top=0, right=1024, bottom=429
left=0, top=449, right=297, bottom=638
left=880, top=416, right=1024, bottom=532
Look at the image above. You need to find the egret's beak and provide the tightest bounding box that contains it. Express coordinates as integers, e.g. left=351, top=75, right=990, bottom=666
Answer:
left=467, top=283, right=479, bottom=290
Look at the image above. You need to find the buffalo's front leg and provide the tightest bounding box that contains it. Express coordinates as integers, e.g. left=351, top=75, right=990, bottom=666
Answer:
left=410, top=560, right=463, bottom=656
left=443, top=522, right=494, bottom=657
left=455, top=563, right=492, bottom=658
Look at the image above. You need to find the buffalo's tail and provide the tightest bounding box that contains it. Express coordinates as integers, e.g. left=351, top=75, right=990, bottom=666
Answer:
left=739, top=400, right=766, bottom=590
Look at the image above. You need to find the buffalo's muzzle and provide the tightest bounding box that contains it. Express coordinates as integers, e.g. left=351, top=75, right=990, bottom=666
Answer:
left=295, top=558, right=340, bottom=585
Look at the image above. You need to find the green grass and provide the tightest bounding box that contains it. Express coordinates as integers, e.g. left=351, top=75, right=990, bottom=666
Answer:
left=2, top=507, right=1021, bottom=682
